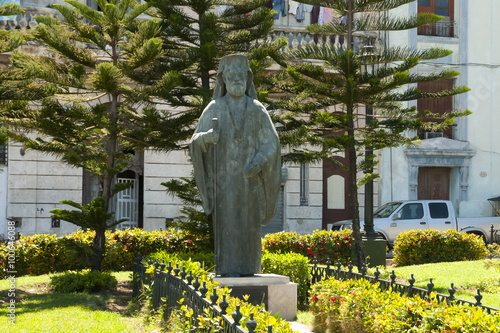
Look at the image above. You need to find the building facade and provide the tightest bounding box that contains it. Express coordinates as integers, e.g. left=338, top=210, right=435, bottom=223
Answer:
left=379, top=0, right=500, bottom=217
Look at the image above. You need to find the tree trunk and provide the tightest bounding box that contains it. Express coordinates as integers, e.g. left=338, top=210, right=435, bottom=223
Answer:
left=91, top=228, right=106, bottom=271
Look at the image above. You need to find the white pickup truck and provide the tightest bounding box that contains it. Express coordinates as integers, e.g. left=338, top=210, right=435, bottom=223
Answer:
left=330, top=200, right=500, bottom=246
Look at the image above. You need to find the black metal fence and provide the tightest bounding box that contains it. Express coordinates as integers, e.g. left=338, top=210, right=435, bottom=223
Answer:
left=309, top=259, right=500, bottom=314
left=132, top=256, right=277, bottom=333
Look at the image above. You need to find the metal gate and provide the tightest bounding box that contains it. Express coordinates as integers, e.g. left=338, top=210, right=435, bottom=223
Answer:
left=116, top=178, right=139, bottom=230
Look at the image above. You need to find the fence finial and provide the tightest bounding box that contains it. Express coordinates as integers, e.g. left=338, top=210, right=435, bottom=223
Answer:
left=246, top=313, right=257, bottom=332
left=231, top=304, right=242, bottom=326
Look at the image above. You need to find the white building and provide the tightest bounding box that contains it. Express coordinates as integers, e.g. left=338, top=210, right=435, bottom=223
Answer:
left=379, top=0, right=500, bottom=217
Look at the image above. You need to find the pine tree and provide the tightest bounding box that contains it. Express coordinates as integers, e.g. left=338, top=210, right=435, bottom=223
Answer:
left=0, top=0, right=189, bottom=270
left=0, top=3, right=54, bottom=146
left=152, top=0, right=286, bottom=237
left=272, top=0, right=470, bottom=268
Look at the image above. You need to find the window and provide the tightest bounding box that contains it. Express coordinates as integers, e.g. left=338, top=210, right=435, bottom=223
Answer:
left=418, top=0, right=454, bottom=37
left=300, top=163, right=309, bottom=206
left=417, top=79, right=454, bottom=139
left=0, top=141, right=6, bottom=166
left=398, top=203, right=424, bottom=219
left=429, top=203, right=449, bottom=218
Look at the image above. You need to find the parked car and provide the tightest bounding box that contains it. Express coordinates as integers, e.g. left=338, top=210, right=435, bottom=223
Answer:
left=329, top=200, right=500, bottom=246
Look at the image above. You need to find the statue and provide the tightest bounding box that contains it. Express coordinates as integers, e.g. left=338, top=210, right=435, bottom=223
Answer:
left=189, top=54, right=281, bottom=277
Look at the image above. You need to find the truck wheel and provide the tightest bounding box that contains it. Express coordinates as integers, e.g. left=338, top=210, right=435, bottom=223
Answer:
left=467, top=232, right=486, bottom=244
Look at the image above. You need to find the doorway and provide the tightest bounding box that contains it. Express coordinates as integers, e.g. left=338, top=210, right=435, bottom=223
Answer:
left=417, top=167, right=450, bottom=200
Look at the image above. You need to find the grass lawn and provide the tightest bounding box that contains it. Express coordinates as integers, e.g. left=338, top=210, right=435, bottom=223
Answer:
left=376, top=259, right=500, bottom=308
left=0, top=271, right=159, bottom=333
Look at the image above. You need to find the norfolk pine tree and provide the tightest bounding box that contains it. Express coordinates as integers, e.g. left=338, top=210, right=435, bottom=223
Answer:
left=272, top=0, right=470, bottom=268
left=0, top=0, right=193, bottom=271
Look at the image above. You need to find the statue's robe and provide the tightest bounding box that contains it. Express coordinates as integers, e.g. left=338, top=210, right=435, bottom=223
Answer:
left=190, top=95, right=281, bottom=276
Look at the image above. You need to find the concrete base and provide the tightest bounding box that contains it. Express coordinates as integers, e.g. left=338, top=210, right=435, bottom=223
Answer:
left=213, top=274, right=297, bottom=321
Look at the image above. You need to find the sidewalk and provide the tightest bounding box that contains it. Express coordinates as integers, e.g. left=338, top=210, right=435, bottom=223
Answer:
left=289, top=321, right=313, bottom=333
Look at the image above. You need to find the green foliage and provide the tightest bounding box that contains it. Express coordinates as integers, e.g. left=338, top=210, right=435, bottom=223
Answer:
left=146, top=250, right=214, bottom=276
left=393, top=229, right=489, bottom=266
left=162, top=176, right=212, bottom=242
left=50, top=197, right=124, bottom=231
left=50, top=270, right=117, bottom=293
left=309, top=277, right=500, bottom=333
left=0, top=228, right=212, bottom=278
left=134, top=258, right=294, bottom=333
left=262, top=252, right=311, bottom=308
left=262, top=230, right=353, bottom=264
left=269, top=0, right=471, bottom=270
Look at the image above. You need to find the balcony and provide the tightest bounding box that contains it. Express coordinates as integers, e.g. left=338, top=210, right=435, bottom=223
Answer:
left=417, top=20, right=457, bottom=38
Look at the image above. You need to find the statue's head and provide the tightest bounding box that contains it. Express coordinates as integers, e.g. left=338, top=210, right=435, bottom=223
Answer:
left=213, top=54, right=257, bottom=99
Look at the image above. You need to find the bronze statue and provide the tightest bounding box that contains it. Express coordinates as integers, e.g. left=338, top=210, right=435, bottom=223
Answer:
left=190, top=54, right=281, bottom=277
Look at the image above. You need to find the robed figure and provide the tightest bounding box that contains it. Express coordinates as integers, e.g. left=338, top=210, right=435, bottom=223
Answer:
left=189, top=54, right=281, bottom=277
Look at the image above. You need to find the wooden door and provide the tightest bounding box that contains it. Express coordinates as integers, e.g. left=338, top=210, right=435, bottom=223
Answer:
left=417, top=167, right=450, bottom=200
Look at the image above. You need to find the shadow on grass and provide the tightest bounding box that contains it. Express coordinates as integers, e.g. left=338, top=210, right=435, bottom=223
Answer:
left=0, top=280, right=134, bottom=317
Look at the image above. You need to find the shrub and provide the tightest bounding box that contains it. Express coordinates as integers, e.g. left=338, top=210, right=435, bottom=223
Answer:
left=310, top=277, right=500, bottom=333
left=262, top=229, right=352, bottom=264
left=146, top=250, right=213, bottom=277
left=262, top=252, right=311, bottom=308
left=393, top=229, right=489, bottom=266
left=0, top=228, right=213, bottom=278
left=50, top=270, right=118, bottom=293
left=134, top=258, right=294, bottom=333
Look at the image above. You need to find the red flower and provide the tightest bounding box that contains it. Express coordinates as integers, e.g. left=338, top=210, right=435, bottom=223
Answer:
left=311, top=295, right=317, bottom=302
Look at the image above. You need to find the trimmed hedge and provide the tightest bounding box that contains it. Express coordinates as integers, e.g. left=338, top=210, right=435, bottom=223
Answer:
left=0, top=228, right=212, bottom=278
left=310, top=277, right=500, bottom=333
left=393, top=229, right=488, bottom=266
left=262, top=230, right=353, bottom=264
left=262, top=252, right=311, bottom=308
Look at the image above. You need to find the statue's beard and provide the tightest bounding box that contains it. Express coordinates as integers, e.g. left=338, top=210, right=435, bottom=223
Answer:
left=226, top=83, right=245, bottom=97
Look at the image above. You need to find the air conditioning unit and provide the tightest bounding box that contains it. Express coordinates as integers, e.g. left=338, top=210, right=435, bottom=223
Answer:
left=425, top=132, right=444, bottom=139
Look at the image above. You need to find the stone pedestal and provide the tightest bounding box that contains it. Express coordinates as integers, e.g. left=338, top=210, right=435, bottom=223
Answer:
left=213, top=274, right=297, bottom=321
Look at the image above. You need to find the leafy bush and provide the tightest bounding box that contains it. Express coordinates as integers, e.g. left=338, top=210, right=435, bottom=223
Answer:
left=262, top=252, right=311, bottom=308
left=134, top=258, right=294, bottom=333
left=310, top=277, right=500, bottom=333
left=146, top=250, right=213, bottom=277
left=50, top=270, right=117, bottom=293
left=0, top=228, right=213, bottom=277
left=262, top=229, right=352, bottom=264
left=393, top=229, right=488, bottom=266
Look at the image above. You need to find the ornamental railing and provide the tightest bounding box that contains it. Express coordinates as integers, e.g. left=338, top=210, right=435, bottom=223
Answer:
left=417, top=20, right=457, bottom=38
left=309, top=259, right=500, bottom=314
left=132, top=256, right=279, bottom=333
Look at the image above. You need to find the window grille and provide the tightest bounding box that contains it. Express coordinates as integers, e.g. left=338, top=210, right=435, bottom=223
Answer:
left=300, top=163, right=309, bottom=206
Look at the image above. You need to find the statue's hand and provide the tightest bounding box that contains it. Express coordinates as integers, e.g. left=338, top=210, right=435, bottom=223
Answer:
left=243, top=160, right=262, bottom=178
left=203, top=129, right=219, bottom=144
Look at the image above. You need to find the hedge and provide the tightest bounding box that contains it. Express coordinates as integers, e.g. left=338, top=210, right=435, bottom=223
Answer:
left=310, top=277, right=500, bottom=332
left=262, top=229, right=353, bottom=264
left=393, top=229, right=489, bottom=266
left=0, top=228, right=212, bottom=278
left=261, top=252, right=311, bottom=309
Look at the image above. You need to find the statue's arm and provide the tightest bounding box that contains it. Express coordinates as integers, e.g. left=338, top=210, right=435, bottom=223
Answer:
left=243, top=103, right=280, bottom=178
left=190, top=105, right=219, bottom=153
